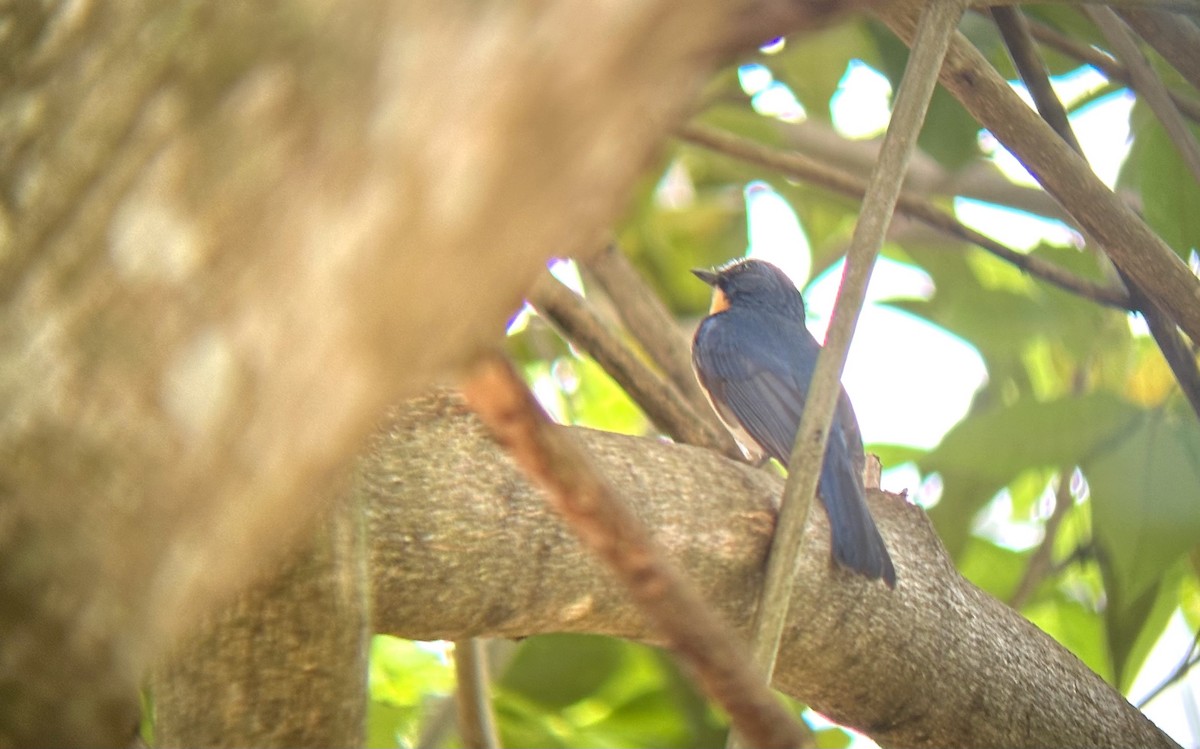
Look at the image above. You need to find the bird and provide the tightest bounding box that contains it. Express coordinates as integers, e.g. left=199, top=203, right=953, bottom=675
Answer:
left=691, top=258, right=896, bottom=586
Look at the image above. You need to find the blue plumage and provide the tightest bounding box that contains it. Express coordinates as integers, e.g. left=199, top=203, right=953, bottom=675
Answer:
left=692, top=258, right=896, bottom=586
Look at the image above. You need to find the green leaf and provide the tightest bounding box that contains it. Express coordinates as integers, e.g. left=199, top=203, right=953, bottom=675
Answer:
left=958, top=536, right=1029, bottom=600
left=561, top=356, right=650, bottom=436
left=499, top=634, right=627, bottom=710
left=922, top=393, right=1140, bottom=557
left=369, top=636, right=453, bottom=707
left=814, top=726, right=854, bottom=748
left=367, top=637, right=455, bottom=748
left=1026, top=590, right=1111, bottom=683
left=1103, top=566, right=1181, bottom=692
left=496, top=637, right=723, bottom=748
left=1121, top=101, right=1200, bottom=257
left=1085, top=406, right=1200, bottom=608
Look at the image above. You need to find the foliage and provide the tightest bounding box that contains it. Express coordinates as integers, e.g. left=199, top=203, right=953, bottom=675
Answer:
left=379, top=10, right=1200, bottom=746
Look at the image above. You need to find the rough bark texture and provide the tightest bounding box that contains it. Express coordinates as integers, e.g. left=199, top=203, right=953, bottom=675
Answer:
left=362, top=392, right=1176, bottom=749
left=149, top=492, right=369, bottom=748
left=1, top=2, right=819, bottom=744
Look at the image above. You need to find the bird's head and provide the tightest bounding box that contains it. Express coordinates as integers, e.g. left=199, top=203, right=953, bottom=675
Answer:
left=692, top=258, right=806, bottom=320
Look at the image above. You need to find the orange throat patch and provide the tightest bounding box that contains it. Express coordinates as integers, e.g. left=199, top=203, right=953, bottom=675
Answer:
left=708, top=288, right=730, bottom=314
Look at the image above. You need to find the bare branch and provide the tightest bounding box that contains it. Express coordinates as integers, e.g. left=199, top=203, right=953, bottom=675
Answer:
left=365, top=391, right=1179, bottom=749
left=877, top=0, right=1200, bottom=346
left=990, top=3, right=1200, bottom=419
left=1117, top=8, right=1200, bottom=93
left=1008, top=469, right=1076, bottom=610
left=678, top=124, right=1132, bottom=308
left=454, top=639, right=501, bottom=749
left=772, top=118, right=1073, bottom=222
left=583, top=245, right=718, bottom=423
left=528, top=270, right=741, bottom=459
left=460, top=354, right=809, bottom=749
left=992, top=7, right=1084, bottom=153
left=1089, top=7, right=1200, bottom=185
left=1020, top=13, right=1200, bottom=124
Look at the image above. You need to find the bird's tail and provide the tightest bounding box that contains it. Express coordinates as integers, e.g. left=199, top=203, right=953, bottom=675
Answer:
left=818, top=450, right=896, bottom=587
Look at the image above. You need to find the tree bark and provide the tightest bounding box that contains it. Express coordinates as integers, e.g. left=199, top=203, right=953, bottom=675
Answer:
left=150, top=493, right=369, bottom=748
left=361, top=392, right=1176, bottom=749
left=2, top=2, right=829, bottom=744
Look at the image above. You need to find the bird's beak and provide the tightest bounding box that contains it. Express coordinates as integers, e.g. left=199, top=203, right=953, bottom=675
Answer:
left=692, top=268, right=719, bottom=286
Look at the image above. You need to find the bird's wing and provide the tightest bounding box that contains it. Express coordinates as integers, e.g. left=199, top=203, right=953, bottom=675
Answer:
left=693, top=322, right=806, bottom=466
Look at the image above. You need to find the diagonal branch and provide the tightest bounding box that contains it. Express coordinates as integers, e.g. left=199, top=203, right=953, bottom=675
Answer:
left=988, top=2, right=1200, bottom=420
left=992, top=7, right=1085, bottom=153
left=1008, top=468, right=1076, bottom=610
left=1019, top=14, right=1200, bottom=125
left=1088, top=7, right=1200, bottom=186
left=677, top=124, right=1132, bottom=308
left=528, top=270, right=741, bottom=459
left=1117, top=8, right=1200, bottom=94
left=583, top=244, right=718, bottom=421
left=460, top=353, right=809, bottom=749
left=877, top=0, right=1200, bottom=351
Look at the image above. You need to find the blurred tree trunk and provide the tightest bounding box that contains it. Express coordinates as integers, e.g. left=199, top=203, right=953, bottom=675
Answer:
left=0, top=1, right=855, bottom=745
left=149, top=493, right=368, bottom=748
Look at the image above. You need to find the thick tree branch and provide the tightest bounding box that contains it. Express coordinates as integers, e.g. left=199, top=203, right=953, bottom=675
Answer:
left=151, top=495, right=369, bottom=747
left=363, top=391, right=1177, bottom=749
left=461, top=353, right=808, bottom=749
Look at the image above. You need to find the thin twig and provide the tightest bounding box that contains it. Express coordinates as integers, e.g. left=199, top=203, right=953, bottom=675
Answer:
left=419, top=641, right=517, bottom=749
left=1117, top=8, right=1200, bottom=94
left=1088, top=7, right=1200, bottom=186
left=582, top=244, right=731, bottom=434
left=453, top=638, right=501, bottom=749
left=878, top=0, right=1200, bottom=365
left=461, top=352, right=810, bottom=749
left=734, top=5, right=964, bottom=748
left=678, top=124, right=1132, bottom=309
left=772, top=118, right=1072, bottom=221
left=1020, top=13, right=1200, bottom=124
left=992, top=7, right=1085, bottom=153
left=528, top=270, right=741, bottom=460
left=1007, top=469, right=1076, bottom=610
left=994, top=2, right=1200, bottom=422
left=1136, top=626, right=1200, bottom=708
